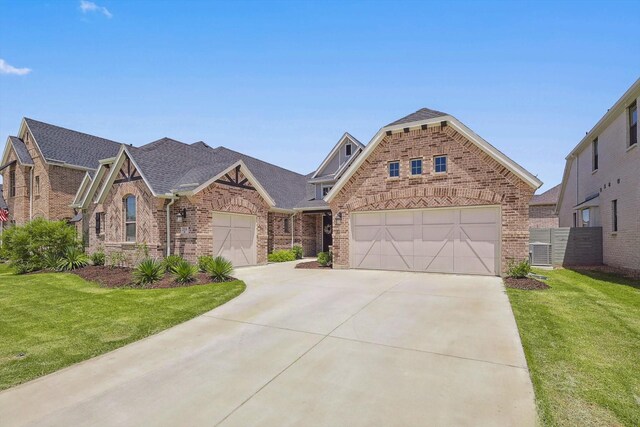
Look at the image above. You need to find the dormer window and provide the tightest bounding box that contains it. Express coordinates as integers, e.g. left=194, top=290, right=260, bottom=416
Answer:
left=345, top=143, right=352, bottom=156
left=630, top=102, right=637, bottom=147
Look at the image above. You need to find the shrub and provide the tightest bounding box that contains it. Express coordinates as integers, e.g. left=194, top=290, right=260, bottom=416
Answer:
left=268, top=249, right=296, bottom=262
left=162, top=255, right=184, bottom=272
left=90, top=251, right=106, bottom=266
left=172, top=260, right=198, bottom=284
left=507, top=259, right=531, bottom=279
left=43, top=252, right=63, bottom=271
left=57, top=246, right=90, bottom=271
left=108, top=251, right=127, bottom=268
left=317, top=251, right=332, bottom=267
left=133, top=258, right=164, bottom=285
left=1, top=218, right=77, bottom=273
left=206, top=256, right=234, bottom=282
left=291, top=245, right=303, bottom=260
left=197, top=255, right=214, bottom=272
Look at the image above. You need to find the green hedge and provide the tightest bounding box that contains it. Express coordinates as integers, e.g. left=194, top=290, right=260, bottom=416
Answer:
left=268, top=249, right=297, bottom=262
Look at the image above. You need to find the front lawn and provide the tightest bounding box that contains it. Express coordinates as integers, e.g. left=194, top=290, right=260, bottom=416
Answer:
left=507, top=268, right=639, bottom=426
left=0, top=264, right=245, bottom=391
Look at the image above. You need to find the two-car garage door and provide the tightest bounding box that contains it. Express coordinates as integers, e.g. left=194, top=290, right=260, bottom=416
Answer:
left=212, top=212, right=257, bottom=267
left=351, top=206, right=500, bottom=276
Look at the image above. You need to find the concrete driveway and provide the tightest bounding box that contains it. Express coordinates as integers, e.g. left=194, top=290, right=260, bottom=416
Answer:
left=0, top=262, right=536, bottom=426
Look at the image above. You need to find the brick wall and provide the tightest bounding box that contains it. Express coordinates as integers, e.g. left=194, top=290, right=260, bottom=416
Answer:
left=268, top=212, right=293, bottom=253
left=329, top=123, right=534, bottom=274
left=529, top=204, right=559, bottom=228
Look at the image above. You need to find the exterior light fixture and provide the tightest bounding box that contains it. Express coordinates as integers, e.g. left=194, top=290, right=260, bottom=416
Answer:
left=335, top=212, right=342, bottom=225
left=176, top=208, right=187, bottom=223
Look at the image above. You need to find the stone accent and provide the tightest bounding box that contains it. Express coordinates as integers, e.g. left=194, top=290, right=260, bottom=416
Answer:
left=329, top=123, right=534, bottom=275
left=529, top=204, right=559, bottom=228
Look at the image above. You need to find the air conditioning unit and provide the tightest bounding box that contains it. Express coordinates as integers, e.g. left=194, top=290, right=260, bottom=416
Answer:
left=529, top=242, right=552, bottom=266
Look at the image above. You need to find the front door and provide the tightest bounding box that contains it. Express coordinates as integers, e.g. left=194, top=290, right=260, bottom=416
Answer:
left=322, top=213, right=333, bottom=252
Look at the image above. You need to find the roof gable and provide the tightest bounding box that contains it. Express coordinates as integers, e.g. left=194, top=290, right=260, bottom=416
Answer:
left=21, top=118, right=122, bottom=170
left=311, top=132, right=365, bottom=180
left=326, top=111, right=542, bottom=202
left=530, top=184, right=561, bottom=206
left=2, top=136, right=34, bottom=166
left=386, top=108, right=448, bottom=127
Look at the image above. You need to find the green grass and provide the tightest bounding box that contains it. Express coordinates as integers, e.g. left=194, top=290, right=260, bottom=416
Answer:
left=507, top=268, right=640, bottom=426
left=0, top=264, right=245, bottom=391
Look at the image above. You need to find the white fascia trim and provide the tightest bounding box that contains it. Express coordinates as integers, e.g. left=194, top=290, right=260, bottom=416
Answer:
left=311, top=132, right=363, bottom=179
left=566, top=78, right=640, bottom=160
left=83, top=159, right=115, bottom=209
left=19, top=119, right=49, bottom=168
left=554, top=155, right=575, bottom=215
left=292, top=205, right=330, bottom=212
left=325, top=116, right=542, bottom=202
left=184, top=160, right=276, bottom=207
left=71, top=172, right=93, bottom=208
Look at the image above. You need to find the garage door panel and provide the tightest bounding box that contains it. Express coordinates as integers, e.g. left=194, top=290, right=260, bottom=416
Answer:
left=460, top=207, right=499, bottom=224
left=212, top=213, right=256, bottom=267
left=351, top=207, right=500, bottom=276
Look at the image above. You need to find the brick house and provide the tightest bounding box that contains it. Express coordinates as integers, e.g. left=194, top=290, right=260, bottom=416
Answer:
left=0, top=118, right=121, bottom=226
left=529, top=184, right=560, bottom=228
left=557, top=78, right=639, bottom=272
left=3, top=108, right=541, bottom=276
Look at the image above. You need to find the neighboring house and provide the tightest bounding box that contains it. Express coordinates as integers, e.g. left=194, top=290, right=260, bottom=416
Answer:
left=557, top=78, right=640, bottom=271
left=2, top=108, right=541, bottom=276
left=0, top=118, right=122, bottom=225
left=529, top=184, right=560, bottom=228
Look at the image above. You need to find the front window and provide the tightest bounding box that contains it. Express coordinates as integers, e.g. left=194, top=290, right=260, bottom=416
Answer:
left=630, top=102, right=637, bottom=146
left=434, top=155, right=447, bottom=173
left=34, top=176, right=40, bottom=195
left=322, top=185, right=332, bottom=197
left=95, top=212, right=105, bottom=235
left=612, top=200, right=618, bottom=232
left=9, top=167, right=15, bottom=197
left=284, top=218, right=291, bottom=233
left=345, top=143, right=352, bottom=156
left=389, top=161, right=400, bottom=177
left=592, top=139, right=598, bottom=171
left=581, top=208, right=590, bottom=227
left=410, top=159, right=422, bottom=175
left=124, top=195, right=136, bottom=242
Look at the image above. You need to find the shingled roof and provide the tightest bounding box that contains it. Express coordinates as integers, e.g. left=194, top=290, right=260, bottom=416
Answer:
left=530, top=184, right=561, bottom=206
left=386, top=108, right=448, bottom=127
left=8, top=136, right=34, bottom=165
left=126, top=138, right=308, bottom=209
left=24, top=118, right=122, bottom=170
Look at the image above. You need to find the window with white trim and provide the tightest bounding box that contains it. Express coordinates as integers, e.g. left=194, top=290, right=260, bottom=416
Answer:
left=581, top=208, right=590, bottom=227
left=95, top=212, right=105, bottom=235
left=388, top=161, right=400, bottom=177
left=434, top=155, right=447, bottom=173
left=284, top=217, right=291, bottom=233
left=410, top=158, right=422, bottom=175
left=9, top=166, right=16, bottom=197
left=124, top=195, right=136, bottom=242
left=322, top=185, right=333, bottom=197
left=345, top=143, right=352, bottom=156
left=592, top=138, right=598, bottom=171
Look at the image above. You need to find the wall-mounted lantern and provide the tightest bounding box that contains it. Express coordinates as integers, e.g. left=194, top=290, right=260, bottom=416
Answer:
left=176, top=208, right=187, bottom=223
left=335, top=212, right=342, bottom=225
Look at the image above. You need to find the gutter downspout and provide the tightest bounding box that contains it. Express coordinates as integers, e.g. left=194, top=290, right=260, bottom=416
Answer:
left=29, top=167, right=34, bottom=220
left=166, top=197, right=177, bottom=257
left=290, top=212, right=296, bottom=248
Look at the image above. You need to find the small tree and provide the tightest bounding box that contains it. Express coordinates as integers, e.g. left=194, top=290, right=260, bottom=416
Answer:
left=1, top=219, right=78, bottom=273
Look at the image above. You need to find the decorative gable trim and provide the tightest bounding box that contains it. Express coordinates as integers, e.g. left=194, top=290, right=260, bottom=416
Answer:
left=311, top=132, right=365, bottom=179
left=326, top=115, right=542, bottom=202
left=71, top=172, right=94, bottom=208
left=215, top=165, right=256, bottom=191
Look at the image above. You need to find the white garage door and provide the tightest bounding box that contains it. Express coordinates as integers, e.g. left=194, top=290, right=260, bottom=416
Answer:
left=351, top=206, right=500, bottom=275
left=212, top=212, right=257, bottom=267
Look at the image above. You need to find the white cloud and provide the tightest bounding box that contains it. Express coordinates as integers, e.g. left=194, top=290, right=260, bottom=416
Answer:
left=80, top=0, right=112, bottom=18
left=0, top=59, right=31, bottom=76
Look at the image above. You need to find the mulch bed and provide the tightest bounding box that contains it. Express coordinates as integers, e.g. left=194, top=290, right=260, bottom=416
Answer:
left=570, top=265, right=640, bottom=280
left=295, top=261, right=332, bottom=269
left=72, top=265, right=232, bottom=289
left=504, top=277, right=550, bottom=290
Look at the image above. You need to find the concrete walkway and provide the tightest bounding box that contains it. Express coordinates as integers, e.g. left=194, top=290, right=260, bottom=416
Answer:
left=0, top=262, right=536, bottom=426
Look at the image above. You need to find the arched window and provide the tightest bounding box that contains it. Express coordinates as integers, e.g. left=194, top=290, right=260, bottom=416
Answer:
left=124, top=195, right=136, bottom=242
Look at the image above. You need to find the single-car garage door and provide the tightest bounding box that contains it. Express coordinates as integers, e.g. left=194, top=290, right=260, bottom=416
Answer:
left=212, top=212, right=257, bottom=267
left=351, top=206, right=500, bottom=275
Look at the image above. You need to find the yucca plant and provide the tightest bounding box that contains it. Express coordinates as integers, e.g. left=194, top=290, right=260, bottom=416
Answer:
left=133, top=258, right=164, bottom=285
left=172, top=260, right=198, bottom=284
left=206, top=256, right=234, bottom=282
left=57, top=246, right=90, bottom=271
left=162, top=254, right=184, bottom=273
left=43, top=252, right=63, bottom=271
left=197, top=255, right=214, bottom=272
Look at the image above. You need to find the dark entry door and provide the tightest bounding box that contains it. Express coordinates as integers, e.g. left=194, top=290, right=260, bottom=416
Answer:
left=322, top=213, right=333, bottom=252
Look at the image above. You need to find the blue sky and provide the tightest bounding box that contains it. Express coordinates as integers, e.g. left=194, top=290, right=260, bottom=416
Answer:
left=1, top=0, right=638, bottom=192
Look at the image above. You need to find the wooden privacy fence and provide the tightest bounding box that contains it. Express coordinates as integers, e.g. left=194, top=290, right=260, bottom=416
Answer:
left=529, top=227, right=603, bottom=266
